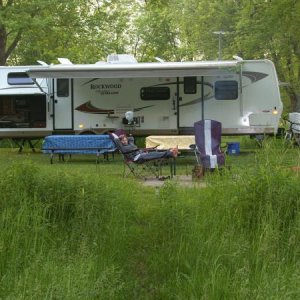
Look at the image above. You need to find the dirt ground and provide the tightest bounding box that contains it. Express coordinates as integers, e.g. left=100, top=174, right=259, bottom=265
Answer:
left=142, top=175, right=206, bottom=188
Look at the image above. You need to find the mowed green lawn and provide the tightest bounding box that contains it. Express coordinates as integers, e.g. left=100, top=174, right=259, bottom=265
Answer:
left=0, top=135, right=295, bottom=174
left=0, top=137, right=300, bottom=299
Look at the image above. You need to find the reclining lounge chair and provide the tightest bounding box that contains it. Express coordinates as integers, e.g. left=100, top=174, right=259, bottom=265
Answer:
left=110, top=130, right=175, bottom=179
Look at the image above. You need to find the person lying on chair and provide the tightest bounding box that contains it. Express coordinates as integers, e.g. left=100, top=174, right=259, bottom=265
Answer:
left=114, top=132, right=179, bottom=163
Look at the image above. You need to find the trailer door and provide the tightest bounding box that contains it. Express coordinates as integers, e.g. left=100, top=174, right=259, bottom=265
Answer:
left=53, top=78, right=73, bottom=130
left=178, top=76, right=204, bottom=130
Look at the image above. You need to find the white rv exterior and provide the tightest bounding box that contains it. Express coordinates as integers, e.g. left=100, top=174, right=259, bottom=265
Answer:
left=0, top=56, right=283, bottom=138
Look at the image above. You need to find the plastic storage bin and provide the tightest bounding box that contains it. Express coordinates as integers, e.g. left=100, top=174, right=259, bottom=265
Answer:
left=227, top=142, right=240, bottom=155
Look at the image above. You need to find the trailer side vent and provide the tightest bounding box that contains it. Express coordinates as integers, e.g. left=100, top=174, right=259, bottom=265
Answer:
left=140, top=87, right=170, bottom=100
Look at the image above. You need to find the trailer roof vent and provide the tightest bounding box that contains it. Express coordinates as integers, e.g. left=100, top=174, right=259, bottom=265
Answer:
left=107, top=54, right=137, bottom=64
left=95, top=61, right=106, bottom=65
left=57, top=58, right=73, bottom=65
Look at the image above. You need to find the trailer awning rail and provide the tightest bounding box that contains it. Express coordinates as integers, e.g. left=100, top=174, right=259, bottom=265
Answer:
left=27, top=60, right=241, bottom=79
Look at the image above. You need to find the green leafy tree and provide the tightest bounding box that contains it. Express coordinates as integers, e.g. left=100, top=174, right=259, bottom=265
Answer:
left=229, top=0, right=300, bottom=111
left=0, top=0, right=85, bottom=65
left=8, top=0, right=86, bottom=65
left=77, top=0, right=135, bottom=63
left=6, top=0, right=139, bottom=65
left=133, top=0, right=182, bottom=61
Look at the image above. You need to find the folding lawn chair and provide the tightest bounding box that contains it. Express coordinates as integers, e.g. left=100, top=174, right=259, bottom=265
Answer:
left=109, top=131, right=173, bottom=179
left=191, top=119, right=225, bottom=171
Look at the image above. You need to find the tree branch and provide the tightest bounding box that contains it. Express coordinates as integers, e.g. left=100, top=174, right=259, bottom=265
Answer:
left=5, top=29, right=22, bottom=60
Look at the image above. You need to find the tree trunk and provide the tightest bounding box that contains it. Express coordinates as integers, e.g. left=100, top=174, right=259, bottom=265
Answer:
left=295, top=94, right=300, bottom=112
left=289, top=90, right=300, bottom=112
left=0, top=50, right=6, bottom=65
left=0, top=26, right=7, bottom=65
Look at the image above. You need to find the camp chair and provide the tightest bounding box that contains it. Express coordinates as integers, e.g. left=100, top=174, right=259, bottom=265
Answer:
left=109, top=131, right=173, bottom=179
left=191, top=119, right=225, bottom=171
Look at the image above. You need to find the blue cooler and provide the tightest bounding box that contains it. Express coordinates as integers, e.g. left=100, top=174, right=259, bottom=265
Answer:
left=227, top=142, right=240, bottom=155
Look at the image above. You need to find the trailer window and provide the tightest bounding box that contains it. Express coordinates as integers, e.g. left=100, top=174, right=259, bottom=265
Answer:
left=0, top=94, right=46, bottom=128
left=184, top=77, right=197, bottom=94
left=7, top=73, right=34, bottom=85
left=57, top=79, right=69, bottom=97
left=215, top=80, right=238, bottom=100
left=140, top=87, right=170, bottom=100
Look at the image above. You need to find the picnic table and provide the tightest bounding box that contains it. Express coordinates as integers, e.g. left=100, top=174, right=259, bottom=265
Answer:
left=145, top=135, right=195, bottom=150
left=42, top=134, right=116, bottom=164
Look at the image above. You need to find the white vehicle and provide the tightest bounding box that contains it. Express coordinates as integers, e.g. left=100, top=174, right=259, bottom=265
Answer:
left=0, top=55, right=282, bottom=139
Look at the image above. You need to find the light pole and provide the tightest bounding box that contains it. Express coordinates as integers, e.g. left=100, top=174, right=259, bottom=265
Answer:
left=213, top=31, right=226, bottom=60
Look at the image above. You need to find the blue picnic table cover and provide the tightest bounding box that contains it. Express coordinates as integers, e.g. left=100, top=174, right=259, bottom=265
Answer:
left=42, top=135, right=116, bottom=154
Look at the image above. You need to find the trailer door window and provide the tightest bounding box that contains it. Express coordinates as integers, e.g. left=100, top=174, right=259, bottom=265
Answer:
left=184, top=77, right=197, bottom=94
left=7, top=72, right=34, bottom=85
left=57, top=79, right=69, bottom=97
left=140, top=87, right=170, bottom=100
left=215, top=80, right=238, bottom=100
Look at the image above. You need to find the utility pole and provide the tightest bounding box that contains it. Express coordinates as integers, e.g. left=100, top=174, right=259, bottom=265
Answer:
left=213, top=31, right=226, bottom=60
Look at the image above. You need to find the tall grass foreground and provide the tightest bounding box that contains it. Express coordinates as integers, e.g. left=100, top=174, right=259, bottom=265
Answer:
left=0, top=150, right=300, bottom=299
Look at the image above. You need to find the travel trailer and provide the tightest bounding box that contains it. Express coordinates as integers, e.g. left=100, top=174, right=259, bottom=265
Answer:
left=0, top=55, right=282, bottom=139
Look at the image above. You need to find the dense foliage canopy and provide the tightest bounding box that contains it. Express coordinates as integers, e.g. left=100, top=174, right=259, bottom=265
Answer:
left=0, top=0, right=299, bottom=110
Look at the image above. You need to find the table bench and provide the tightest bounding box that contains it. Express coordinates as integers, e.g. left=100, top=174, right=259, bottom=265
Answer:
left=42, top=135, right=116, bottom=164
